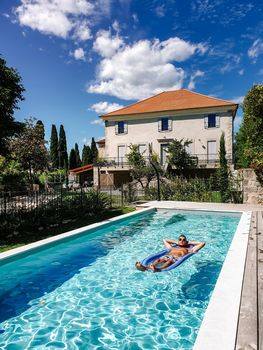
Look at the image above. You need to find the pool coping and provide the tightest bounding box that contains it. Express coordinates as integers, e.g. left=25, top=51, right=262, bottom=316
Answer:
left=192, top=210, right=252, bottom=350
left=0, top=203, right=252, bottom=350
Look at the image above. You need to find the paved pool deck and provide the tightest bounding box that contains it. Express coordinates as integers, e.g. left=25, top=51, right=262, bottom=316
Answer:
left=136, top=201, right=263, bottom=350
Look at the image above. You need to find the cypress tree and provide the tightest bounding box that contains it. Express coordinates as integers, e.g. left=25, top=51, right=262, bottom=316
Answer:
left=69, top=148, right=77, bottom=169
left=82, top=145, right=92, bottom=165
left=50, top=124, right=59, bottom=169
left=36, top=120, right=45, bottom=139
left=58, top=125, right=68, bottom=169
left=218, top=133, right=231, bottom=202
left=90, top=137, right=98, bottom=162
left=75, top=143, right=82, bottom=167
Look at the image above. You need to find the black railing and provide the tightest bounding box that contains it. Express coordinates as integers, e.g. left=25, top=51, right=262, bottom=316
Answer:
left=94, top=154, right=233, bottom=168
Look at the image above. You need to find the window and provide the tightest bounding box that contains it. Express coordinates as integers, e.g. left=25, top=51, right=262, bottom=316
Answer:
left=207, top=140, right=217, bottom=163
left=208, top=114, right=216, bottom=128
left=138, top=144, right=147, bottom=155
left=158, top=118, right=172, bottom=132
left=115, top=121, right=127, bottom=134
left=185, top=142, right=193, bottom=155
left=161, top=118, right=169, bottom=131
left=160, top=144, right=169, bottom=165
left=204, top=114, right=220, bottom=128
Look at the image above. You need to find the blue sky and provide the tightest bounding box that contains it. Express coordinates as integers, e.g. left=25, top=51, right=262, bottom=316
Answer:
left=0, top=0, right=262, bottom=152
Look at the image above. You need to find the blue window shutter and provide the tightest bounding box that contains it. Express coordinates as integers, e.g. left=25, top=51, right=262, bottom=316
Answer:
left=204, top=116, right=208, bottom=129
left=158, top=119, right=162, bottom=132
left=168, top=118, right=172, bottom=131
left=124, top=121, right=128, bottom=134
left=216, top=115, right=220, bottom=127
left=115, top=122, right=118, bottom=134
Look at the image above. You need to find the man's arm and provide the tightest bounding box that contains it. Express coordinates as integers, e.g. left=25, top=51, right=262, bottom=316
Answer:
left=189, top=241, right=205, bottom=253
left=163, top=239, right=177, bottom=250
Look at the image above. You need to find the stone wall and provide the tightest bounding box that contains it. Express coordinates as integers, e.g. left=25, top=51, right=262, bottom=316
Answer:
left=239, top=169, right=263, bottom=204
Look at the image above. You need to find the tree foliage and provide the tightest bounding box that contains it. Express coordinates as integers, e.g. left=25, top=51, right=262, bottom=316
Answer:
left=82, top=145, right=92, bottom=165
left=9, top=118, right=48, bottom=184
left=90, top=137, right=98, bottom=162
left=58, top=125, right=68, bottom=169
left=36, top=120, right=45, bottom=139
left=166, top=139, right=197, bottom=170
left=75, top=143, right=82, bottom=167
left=0, top=57, right=25, bottom=156
left=235, top=85, right=263, bottom=179
left=217, top=133, right=231, bottom=202
left=50, top=124, right=59, bottom=169
left=69, top=148, right=77, bottom=169
left=127, top=144, right=158, bottom=189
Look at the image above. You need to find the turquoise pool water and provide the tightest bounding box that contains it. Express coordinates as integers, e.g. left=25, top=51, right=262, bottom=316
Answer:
left=0, top=209, right=240, bottom=350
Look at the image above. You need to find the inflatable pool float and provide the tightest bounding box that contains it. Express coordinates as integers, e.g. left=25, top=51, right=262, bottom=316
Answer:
left=141, top=244, right=196, bottom=272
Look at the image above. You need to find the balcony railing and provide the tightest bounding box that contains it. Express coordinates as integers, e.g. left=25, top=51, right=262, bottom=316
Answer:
left=94, top=154, right=233, bottom=169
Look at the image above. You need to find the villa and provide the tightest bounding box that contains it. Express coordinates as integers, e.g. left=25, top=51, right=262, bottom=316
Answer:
left=93, top=89, right=238, bottom=187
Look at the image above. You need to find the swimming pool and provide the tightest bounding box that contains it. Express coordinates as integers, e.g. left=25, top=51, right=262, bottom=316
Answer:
left=0, top=209, right=241, bottom=349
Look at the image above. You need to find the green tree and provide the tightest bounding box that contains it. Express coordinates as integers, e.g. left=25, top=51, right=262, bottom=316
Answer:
left=90, top=137, right=98, bottom=162
left=218, top=133, right=231, bottom=202
left=82, top=145, right=92, bottom=165
left=75, top=143, right=82, bottom=167
left=69, top=148, right=77, bottom=169
left=235, top=85, right=263, bottom=178
left=166, top=139, right=197, bottom=170
left=0, top=57, right=25, bottom=156
left=243, top=85, right=263, bottom=176
left=9, top=117, right=48, bottom=185
left=58, top=125, right=68, bottom=169
left=127, top=144, right=157, bottom=189
left=36, top=120, right=45, bottom=139
left=234, top=124, right=249, bottom=168
left=50, top=124, right=59, bottom=169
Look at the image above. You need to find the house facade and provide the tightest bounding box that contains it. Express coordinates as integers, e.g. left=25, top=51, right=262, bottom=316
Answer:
left=94, top=89, right=238, bottom=187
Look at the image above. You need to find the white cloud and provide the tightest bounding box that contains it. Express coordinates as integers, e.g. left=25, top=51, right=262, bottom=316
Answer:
left=248, top=38, right=263, bottom=62
left=112, top=20, right=120, bottom=33
left=132, top=13, right=139, bottom=23
left=88, top=32, right=207, bottom=100
left=72, top=47, right=85, bottom=60
left=90, top=119, right=104, bottom=126
left=155, top=5, right=166, bottom=17
left=93, top=30, right=124, bottom=58
left=188, top=70, right=204, bottom=90
left=238, top=69, right=244, bottom=75
left=15, top=0, right=94, bottom=40
left=90, top=101, right=124, bottom=114
left=73, top=20, right=92, bottom=41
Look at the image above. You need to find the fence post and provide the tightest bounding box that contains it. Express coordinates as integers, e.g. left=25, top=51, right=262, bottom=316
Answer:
left=60, top=184, right=63, bottom=217
left=80, top=186, right=83, bottom=210
left=121, top=183, right=124, bottom=208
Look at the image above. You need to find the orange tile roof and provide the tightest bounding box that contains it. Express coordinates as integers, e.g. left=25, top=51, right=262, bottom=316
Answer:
left=101, top=89, right=238, bottom=117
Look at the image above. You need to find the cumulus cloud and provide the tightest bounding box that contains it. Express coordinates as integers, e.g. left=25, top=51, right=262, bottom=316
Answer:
left=15, top=0, right=94, bottom=40
left=90, top=101, right=124, bottom=114
left=90, top=119, right=104, bottom=126
left=248, top=39, right=263, bottom=62
left=72, top=47, right=85, bottom=60
left=88, top=32, right=207, bottom=100
left=93, top=30, right=124, bottom=58
left=188, top=70, right=204, bottom=90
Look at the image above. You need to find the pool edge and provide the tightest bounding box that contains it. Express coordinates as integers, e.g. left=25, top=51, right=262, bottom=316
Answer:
left=0, top=207, right=155, bottom=264
left=192, top=210, right=251, bottom=350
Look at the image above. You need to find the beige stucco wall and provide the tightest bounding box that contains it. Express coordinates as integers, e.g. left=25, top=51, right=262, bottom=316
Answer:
left=104, top=110, right=233, bottom=161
